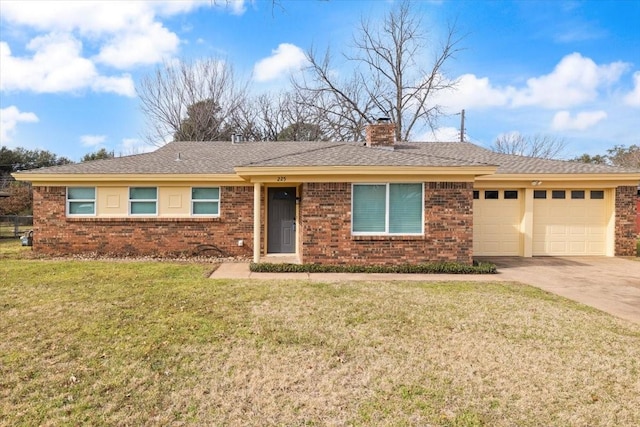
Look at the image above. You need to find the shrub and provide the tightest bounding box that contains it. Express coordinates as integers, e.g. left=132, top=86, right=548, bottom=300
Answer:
left=250, top=261, right=497, bottom=274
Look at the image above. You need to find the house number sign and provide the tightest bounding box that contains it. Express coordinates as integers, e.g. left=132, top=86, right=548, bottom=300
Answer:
left=277, top=176, right=287, bottom=182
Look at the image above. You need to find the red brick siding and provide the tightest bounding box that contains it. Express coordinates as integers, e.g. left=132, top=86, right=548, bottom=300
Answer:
left=300, top=182, right=474, bottom=265
left=615, top=186, right=638, bottom=256
left=32, top=186, right=257, bottom=257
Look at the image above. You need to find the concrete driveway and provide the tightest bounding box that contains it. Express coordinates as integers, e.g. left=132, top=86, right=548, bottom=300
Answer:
left=479, top=257, right=640, bottom=324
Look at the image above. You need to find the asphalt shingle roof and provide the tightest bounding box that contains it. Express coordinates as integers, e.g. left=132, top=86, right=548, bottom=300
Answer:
left=15, top=140, right=640, bottom=176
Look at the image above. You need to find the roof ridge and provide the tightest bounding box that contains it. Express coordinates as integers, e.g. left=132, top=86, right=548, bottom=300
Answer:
left=239, top=142, right=347, bottom=167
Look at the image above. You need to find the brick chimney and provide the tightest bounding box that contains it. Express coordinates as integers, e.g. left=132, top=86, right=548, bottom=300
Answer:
left=366, top=118, right=396, bottom=150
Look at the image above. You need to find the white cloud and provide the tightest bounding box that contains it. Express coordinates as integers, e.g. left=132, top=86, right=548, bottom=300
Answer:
left=226, top=0, right=248, bottom=15
left=417, top=126, right=461, bottom=142
left=0, top=1, right=212, bottom=35
left=0, top=0, right=228, bottom=96
left=80, top=134, right=106, bottom=147
left=433, top=53, right=628, bottom=115
left=511, top=53, right=627, bottom=109
left=437, top=74, right=513, bottom=111
left=253, top=43, right=308, bottom=82
left=0, top=35, right=135, bottom=96
left=0, top=106, right=39, bottom=143
left=551, top=110, right=607, bottom=131
left=94, top=20, right=180, bottom=69
left=624, top=71, right=640, bottom=107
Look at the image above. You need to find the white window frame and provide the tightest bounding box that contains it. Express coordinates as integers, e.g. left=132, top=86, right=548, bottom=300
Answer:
left=351, top=183, right=424, bottom=236
left=191, top=187, right=220, bottom=217
left=128, top=187, right=158, bottom=216
left=66, top=187, right=96, bottom=217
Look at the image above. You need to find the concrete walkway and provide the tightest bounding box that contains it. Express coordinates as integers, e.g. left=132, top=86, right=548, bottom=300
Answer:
left=210, top=257, right=640, bottom=324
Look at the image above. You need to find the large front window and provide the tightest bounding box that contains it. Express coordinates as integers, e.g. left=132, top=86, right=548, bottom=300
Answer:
left=129, top=187, right=157, bottom=215
left=67, top=187, right=95, bottom=216
left=352, top=183, right=423, bottom=235
left=191, top=187, right=220, bottom=216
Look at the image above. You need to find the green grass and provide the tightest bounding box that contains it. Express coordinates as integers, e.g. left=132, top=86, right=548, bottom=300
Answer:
left=2, top=239, right=640, bottom=426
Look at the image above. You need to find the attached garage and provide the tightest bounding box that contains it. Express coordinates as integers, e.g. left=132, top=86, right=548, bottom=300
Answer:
left=532, top=189, right=608, bottom=256
left=473, top=185, right=617, bottom=257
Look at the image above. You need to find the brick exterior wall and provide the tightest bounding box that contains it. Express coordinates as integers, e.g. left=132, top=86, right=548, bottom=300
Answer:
left=31, top=182, right=635, bottom=261
left=615, top=185, right=638, bottom=256
left=32, top=185, right=258, bottom=258
left=300, top=181, right=474, bottom=265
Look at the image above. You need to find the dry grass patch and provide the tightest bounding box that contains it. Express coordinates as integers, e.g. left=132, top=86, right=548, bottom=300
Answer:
left=2, top=241, right=640, bottom=426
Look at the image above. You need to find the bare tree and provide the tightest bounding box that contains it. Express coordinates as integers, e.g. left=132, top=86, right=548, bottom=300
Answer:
left=293, top=0, right=462, bottom=142
left=491, top=132, right=567, bottom=159
left=607, top=144, right=640, bottom=168
left=137, top=58, right=248, bottom=145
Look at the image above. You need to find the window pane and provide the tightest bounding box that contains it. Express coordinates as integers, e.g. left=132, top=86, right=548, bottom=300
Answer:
left=571, top=190, right=585, bottom=199
left=484, top=190, right=499, bottom=199
left=193, top=201, right=218, bottom=215
left=69, top=201, right=94, bottom=214
left=473, top=190, right=479, bottom=199
left=552, top=190, right=566, bottom=199
left=130, top=187, right=157, bottom=199
left=590, top=190, right=604, bottom=199
left=68, top=187, right=95, bottom=200
left=534, top=190, right=547, bottom=199
left=389, top=184, right=422, bottom=234
left=192, top=187, right=219, bottom=200
left=353, top=185, right=385, bottom=233
left=131, top=201, right=156, bottom=214
left=504, top=190, right=518, bottom=199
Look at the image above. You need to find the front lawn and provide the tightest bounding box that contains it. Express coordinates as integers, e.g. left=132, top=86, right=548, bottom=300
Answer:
left=1, top=239, right=640, bottom=426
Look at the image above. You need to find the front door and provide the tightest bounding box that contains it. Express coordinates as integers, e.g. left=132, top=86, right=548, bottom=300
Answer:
left=267, top=187, right=296, bottom=253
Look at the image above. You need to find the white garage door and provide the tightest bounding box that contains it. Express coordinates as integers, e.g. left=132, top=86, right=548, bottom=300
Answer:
left=533, top=189, right=607, bottom=256
left=473, top=190, right=521, bottom=256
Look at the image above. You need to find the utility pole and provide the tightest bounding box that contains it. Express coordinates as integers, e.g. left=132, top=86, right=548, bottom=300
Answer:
left=460, top=109, right=465, bottom=142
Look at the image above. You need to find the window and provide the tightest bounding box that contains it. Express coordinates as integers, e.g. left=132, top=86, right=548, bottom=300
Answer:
left=484, top=190, right=499, bottom=199
left=591, top=190, right=604, bottom=200
left=67, top=187, right=95, bottom=216
left=129, top=187, right=157, bottom=215
left=352, top=183, right=423, bottom=235
left=571, top=190, right=585, bottom=199
left=534, top=190, right=547, bottom=199
left=504, top=190, right=518, bottom=200
left=192, top=187, right=220, bottom=216
left=473, top=190, right=479, bottom=200
left=552, top=190, right=566, bottom=199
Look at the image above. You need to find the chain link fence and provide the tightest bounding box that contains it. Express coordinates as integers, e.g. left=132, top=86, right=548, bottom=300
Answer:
left=0, top=215, right=33, bottom=238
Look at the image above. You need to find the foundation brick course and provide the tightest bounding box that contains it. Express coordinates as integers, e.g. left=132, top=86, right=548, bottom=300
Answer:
left=300, top=181, right=474, bottom=265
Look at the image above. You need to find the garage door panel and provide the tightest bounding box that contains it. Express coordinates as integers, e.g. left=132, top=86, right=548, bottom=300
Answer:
left=533, top=190, right=606, bottom=256
left=474, top=192, right=521, bottom=256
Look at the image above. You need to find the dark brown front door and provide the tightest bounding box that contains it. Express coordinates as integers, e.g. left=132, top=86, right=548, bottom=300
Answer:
left=267, top=187, right=296, bottom=253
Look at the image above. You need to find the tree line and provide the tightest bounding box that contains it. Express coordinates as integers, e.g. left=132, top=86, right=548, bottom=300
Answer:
left=0, top=147, right=114, bottom=215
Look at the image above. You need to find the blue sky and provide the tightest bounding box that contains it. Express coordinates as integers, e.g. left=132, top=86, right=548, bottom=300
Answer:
left=1, top=0, right=639, bottom=162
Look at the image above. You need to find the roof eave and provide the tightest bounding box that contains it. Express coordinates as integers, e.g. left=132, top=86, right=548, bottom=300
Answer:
left=11, top=173, right=245, bottom=185
left=477, top=173, right=640, bottom=184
